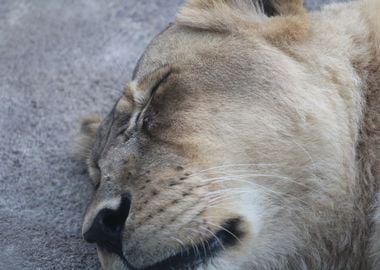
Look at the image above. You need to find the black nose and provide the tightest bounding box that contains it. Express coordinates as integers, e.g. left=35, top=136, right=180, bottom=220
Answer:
left=83, top=194, right=131, bottom=255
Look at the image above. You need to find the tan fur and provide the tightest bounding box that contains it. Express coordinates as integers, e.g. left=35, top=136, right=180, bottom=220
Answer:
left=177, top=0, right=310, bottom=43
left=76, top=1, right=380, bottom=269
left=363, top=0, right=380, bottom=267
left=363, top=0, right=380, bottom=53
left=74, top=115, right=102, bottom=162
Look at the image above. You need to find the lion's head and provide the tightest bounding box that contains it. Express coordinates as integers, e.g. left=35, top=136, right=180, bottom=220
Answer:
left=76, top=0, right=380, bottom=269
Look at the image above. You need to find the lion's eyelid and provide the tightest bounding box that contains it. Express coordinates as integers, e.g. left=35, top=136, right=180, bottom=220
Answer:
left=122, top=65, right=173, bottom=134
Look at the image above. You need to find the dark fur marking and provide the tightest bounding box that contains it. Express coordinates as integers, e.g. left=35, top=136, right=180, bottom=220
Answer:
left=176, top=166, right=184, bottom=171
left=169, top=181, right=179, bottom=187
left=172, top=199, right=179, bottom=204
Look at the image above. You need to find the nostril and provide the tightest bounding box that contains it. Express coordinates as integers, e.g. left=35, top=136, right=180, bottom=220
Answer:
left=83, top=193, right=132, bottom=250
left=83, top=209, right=117, bottom=244
left=102, top=211, right=123, bottom=232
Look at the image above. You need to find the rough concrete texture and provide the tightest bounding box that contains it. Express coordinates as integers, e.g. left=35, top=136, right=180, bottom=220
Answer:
left=0, top=0, right=345, bottom=269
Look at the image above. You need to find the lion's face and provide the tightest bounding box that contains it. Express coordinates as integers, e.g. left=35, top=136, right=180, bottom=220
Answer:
left=80, top=30, right=324, bottom=270
left=77, top=1, right=366, bottom=269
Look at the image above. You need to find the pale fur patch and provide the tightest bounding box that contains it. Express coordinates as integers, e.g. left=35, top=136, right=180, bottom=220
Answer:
left=97, top=248, right=125, bottom=270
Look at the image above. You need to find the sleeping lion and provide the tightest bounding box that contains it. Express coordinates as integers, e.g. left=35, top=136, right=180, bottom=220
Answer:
left=76, top=0, right=380, bottom=269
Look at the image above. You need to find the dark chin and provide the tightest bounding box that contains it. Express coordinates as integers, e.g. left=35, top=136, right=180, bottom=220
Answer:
left=119, top=218, right=243, bottom=270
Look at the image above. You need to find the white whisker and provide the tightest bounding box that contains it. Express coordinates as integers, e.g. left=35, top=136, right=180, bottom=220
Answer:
left=205, top=221, right=243, bottom=244
left=187, top=163, right=277, bottom=178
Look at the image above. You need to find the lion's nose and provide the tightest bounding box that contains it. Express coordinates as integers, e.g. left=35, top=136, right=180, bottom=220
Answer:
left=83, top=194, right=131, bottom=253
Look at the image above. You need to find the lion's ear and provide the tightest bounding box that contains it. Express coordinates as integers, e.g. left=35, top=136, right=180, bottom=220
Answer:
left=177, top=0, right=309, bottom=44
left=74, top=114, right=103, bottom=163
left=177, top=0, right=261, bottom=32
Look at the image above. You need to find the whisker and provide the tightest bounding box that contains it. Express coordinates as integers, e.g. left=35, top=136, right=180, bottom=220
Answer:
left=198, top=225, right=226, bottom=251
left=206, top=190, right=255, bottom=204
left=203, top=182, right=312, bottom=207
left=169, top=236, right=186, bottom=256
left=200, top=173, right=314, bottom=191
left=187, top=163, right=277, bottom=178
left=187, top=228, right=210, bottom=258
left=205, top=221, right=243, bottom=244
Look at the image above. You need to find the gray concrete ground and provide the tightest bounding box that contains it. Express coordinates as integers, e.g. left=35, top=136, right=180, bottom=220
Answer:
left=0, top=0, right=345, bottom=269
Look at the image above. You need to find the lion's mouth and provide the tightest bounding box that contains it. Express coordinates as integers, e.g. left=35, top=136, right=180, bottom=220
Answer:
left=119, top=218, right=243, bottom=270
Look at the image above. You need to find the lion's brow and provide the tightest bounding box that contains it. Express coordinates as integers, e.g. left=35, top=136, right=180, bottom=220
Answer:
left=117, top=64, right=174, bottom=135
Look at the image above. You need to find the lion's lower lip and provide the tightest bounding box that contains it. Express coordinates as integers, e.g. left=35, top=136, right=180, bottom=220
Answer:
left=121, top=218, right=243, bottom=270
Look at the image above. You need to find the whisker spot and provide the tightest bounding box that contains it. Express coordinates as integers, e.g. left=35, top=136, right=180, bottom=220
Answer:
left=172, top=199, right=180, bottom=204
left=176, top=166, right=184, bottom=171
